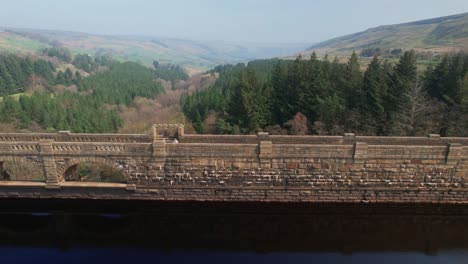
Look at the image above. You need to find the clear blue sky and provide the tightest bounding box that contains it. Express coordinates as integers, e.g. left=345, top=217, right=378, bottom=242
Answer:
left=1, top=0, right=467, bottom=44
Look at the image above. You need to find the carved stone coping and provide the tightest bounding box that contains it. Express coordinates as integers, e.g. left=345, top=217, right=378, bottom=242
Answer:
left=0, top=181, right=46, bottom=187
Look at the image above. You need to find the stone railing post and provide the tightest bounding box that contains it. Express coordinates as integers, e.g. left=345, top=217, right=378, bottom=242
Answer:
left=428, top=134, right=441, bottom=142
left=152, top=125, right=167, bottom=163
left=177, top=125, right=185, bottom=139
left=152, top=124, right=158, bottom=140
left=344, top=133, right=356, bottom=141
left=257, top=132, right=272, bottom=168
left=58, top=130, right=71, bottom=142
left=38, top=139, right=60, bottom=189
left=353, top=142, right=368, bottom=164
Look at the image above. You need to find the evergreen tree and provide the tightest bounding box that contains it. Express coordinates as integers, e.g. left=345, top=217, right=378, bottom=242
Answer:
left=343, top=52, right=362, bottom=109
left=298, top=53, right=322, bottom=119
left=0, top=96, right=20, bottom=122
left=64, top=68, right=74, bottom=85
left=287, top=56, right=305, bottom=117
left=315, top=93, right=345, bottom=134
left=20, top=58, right=34, bottom=77
left=361, top=56, right=387, bottom=135
left=388, top=51, right=417, bottom=114
left=180, top=55, right=466, bottom=137
left=227, top=69, right=257, bottom=131
left=271, top=61, right=289, bottom=124
left=0, top=61, right=16, bottom=95
left=56, top=71, right=66, bottom=85
left=74, top=71, right=82, bottom=84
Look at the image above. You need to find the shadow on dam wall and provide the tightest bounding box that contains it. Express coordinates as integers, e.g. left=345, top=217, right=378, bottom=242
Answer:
left=0, top=199, right=467, bottom=254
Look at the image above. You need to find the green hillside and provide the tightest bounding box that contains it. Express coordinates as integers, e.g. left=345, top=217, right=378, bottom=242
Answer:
left=0, top=31, right=50, bottom=53
left=302, top=12, right=468, bottom=57
left=0, top=28, right=307, bottom=72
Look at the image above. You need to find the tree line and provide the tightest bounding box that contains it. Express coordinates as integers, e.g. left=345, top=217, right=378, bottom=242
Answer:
left=0, top=60, right=164, bottom=133
left=0, top=91, right=122, bottom=133
left=0, top=55, right=189, bottom=133
left=0, top=54, right=55, bottom=96
left=79, top=62, right=165, bottom=105
left=181, top=60, right=283, bottom=133
left=153, top=60, right=189, bottom=88
left=72, top=53, right=115, bottom=72
left=181, top=51, right=467, bottom=136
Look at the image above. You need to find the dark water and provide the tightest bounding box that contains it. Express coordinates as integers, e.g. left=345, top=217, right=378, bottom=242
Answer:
left=0, top=248, right=467, bottom=264
left=0, top=200, right=467, bottom=264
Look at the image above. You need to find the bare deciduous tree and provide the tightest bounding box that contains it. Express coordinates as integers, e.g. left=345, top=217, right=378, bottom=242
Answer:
left=392, top=78, right=432, bottom=136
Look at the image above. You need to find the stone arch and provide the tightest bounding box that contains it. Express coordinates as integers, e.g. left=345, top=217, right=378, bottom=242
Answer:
left=57, top=157, right=129, bottom=183
left=0, top=156, right=45, bottom=182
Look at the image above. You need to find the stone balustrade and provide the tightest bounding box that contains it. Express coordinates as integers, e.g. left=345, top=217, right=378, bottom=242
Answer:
left=0, top=125, right=466, bottom=204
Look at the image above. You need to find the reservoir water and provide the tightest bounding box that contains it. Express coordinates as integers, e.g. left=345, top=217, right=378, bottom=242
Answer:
left=0, top=248, right=467, bottom=264
left=0, top=200, right=466, bottom=264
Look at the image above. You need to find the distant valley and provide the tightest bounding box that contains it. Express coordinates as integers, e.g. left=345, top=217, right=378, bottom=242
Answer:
left=0, top=12, right=465, bottom=137
left=0, top=28, right=308, bottom=72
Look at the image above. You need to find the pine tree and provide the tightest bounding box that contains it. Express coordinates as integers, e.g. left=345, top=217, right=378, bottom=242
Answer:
left=0, top=96, right=20, bottom=122
left=343, top=52, right=362, bottom=109
left=424, top=54, right=468, bottom=135
left=388, top=51, right=417, bottom=113
left=361, top=56, right=387, bottom=135
left=227, top=69, right=256, bottom=131
left=271, top=61, right=289, bottom=124
left=286, top=56, right=304, bottom=117
left=425, top=56, right=450, bottom=100
left=4, top=55, right=25, bottom=90
left=64, top=68, right=74, bottom=85
left=315, top=93, right=345, bottom=134
left=56, top=71, right=66, bottom=85
left=0, top=61, right=16, bottom=95
left=74, top=71, right=82, bottom=84
left=20, top=58, right=34, bottom=77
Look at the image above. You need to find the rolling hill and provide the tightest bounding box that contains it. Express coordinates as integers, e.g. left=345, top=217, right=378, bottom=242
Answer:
left=0, top=28, right=308, bottom=72
left=300, top=12, right=468, bottom=57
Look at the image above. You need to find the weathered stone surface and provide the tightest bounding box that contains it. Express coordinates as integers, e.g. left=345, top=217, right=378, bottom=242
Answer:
left=0, top=126, right=466, bottom=204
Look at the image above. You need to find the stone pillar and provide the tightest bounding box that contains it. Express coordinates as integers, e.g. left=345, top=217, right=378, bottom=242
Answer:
left=152, top=125, right=167, bottom=164
left=152, top=139, right=167, bottom=157
left=428, top=134, right=441, bottom=141
left=353, top=142, right=368, bottom=164
left=259, top=141, right=272, bottom=164
left=39, top=140, right=60, bottom=189
left=257, top=132, right=269, bottom=141
left=258, top=132, right=272, bottom=168
left=151, top=125, right=158, bottom=140
left=177, top=125, right=185, bottom=139
left=58, top=130, right=71, bottom=142
left=344, top=133, right=355, bottom=142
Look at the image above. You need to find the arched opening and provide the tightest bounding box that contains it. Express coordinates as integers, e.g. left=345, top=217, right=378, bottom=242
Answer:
left=0, top=160, right=45, bottom=182
left=63, top=162, right=127, bottom=183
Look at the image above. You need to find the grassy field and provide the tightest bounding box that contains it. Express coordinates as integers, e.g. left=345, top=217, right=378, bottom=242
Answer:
left=0, top=92, right=26, bottom=102
left=0, top=32, right=50, bottom=54
left=300, top=12, right=468, bottom=58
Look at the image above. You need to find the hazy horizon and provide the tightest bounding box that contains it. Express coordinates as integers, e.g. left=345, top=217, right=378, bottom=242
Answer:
left=0, top=0, right=467, bottom=44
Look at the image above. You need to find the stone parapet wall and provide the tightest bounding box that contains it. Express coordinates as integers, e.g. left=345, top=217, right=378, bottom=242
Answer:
left=0, top=126, right=466, bottom=204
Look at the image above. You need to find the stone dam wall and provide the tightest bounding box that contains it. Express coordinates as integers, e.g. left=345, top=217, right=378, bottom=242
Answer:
left=0, top=125, right=467, bottom=204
